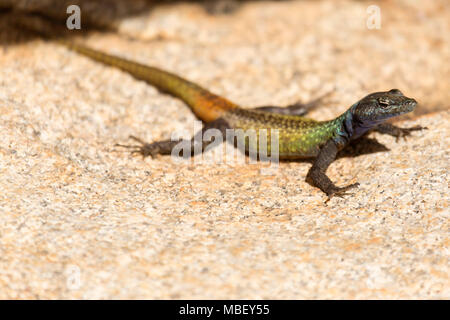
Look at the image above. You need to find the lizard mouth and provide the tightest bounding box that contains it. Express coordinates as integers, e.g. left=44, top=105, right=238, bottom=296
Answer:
left=391, top=98, right=417, bottom=117
left=403, top=98, right=417, bottom=113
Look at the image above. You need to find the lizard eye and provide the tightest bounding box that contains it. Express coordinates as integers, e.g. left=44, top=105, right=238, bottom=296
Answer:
left=378, top=98, right=390, bottom=108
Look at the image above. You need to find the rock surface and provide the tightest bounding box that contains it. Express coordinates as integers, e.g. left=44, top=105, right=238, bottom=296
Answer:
left=0, top=0, right=448, bottom=299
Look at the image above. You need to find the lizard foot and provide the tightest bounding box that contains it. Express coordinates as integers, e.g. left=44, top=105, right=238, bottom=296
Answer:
left=115, top=135, right=164, bottom=158
left=325, top=182, right=360, bottom=203
left=395, top=125, right=428, bottom=141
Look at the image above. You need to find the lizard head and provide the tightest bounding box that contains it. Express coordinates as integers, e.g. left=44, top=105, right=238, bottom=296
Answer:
left=352, top=89, right=417, bottom=123
left=339, top=89, right=418, bottom=140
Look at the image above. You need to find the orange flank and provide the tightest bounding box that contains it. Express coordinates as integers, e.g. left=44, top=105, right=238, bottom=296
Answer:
left=191, top=90, right=238, bottom=122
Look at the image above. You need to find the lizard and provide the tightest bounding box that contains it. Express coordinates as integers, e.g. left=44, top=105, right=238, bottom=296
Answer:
left=40, top=39, right=426, bottom=199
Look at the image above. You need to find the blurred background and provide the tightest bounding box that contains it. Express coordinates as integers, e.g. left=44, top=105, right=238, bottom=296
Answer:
left=1, top=0, right=449, bottom=115
left=0, top=1, right=448, bottom=299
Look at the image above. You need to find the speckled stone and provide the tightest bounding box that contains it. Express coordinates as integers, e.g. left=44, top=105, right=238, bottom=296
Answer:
left=0, top=0, right=448, bottom=299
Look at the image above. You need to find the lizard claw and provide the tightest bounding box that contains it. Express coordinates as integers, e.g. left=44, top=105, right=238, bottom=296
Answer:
left=115, top=135, right=161, bottom=158
left=325, top=182, right=360, bottom=203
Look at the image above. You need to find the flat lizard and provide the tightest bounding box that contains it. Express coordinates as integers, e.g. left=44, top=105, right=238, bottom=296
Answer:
left=46, top=39, right=426, bottom=199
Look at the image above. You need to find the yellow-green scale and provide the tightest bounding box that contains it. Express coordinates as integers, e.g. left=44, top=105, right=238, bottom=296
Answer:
left=224, top=109, right=346, bottom=159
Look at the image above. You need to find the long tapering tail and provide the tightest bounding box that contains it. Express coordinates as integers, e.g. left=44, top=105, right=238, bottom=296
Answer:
left=58, top=40, right=239, bottom=122
left=16, top=17, right=239, bottom=122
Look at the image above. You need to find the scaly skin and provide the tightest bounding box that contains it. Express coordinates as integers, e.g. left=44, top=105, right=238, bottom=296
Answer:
left=224, top=108, right=345, bottom=158
left=55, top=41, right=425, bottom=199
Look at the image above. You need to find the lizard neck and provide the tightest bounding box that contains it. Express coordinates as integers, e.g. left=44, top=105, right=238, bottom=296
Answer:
left=347, top=102, right=387, bottom=139
left=329, top=102, right=387, bottom=146
left=323, top=106, right=355, bottom=148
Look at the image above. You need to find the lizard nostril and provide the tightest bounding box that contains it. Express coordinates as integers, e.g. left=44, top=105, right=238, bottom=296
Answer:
left=409, top=98, right=417, bottom=106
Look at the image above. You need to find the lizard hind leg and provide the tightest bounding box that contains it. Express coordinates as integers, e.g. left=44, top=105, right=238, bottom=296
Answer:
left=252, top=90, right=333, bottom=116
left=115, top=118, right=230, bottom=159
left=115, top=136, right=181, bottom=158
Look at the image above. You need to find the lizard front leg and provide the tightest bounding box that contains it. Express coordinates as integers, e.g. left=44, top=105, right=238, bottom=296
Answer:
left=116, top=118, right=229, bottom=158
left=306, top=140, right=359, bottom=200
left=374, top=123, right=427, bottom=140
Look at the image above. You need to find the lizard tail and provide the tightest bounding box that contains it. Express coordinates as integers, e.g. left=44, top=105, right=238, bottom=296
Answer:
left=58, top=40, right=239, bottom=122
left=15, top=17, right=239, bottom=122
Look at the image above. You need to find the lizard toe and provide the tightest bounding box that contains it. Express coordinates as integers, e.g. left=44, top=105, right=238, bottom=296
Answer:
left=325, top=182, right=360, bottom=202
